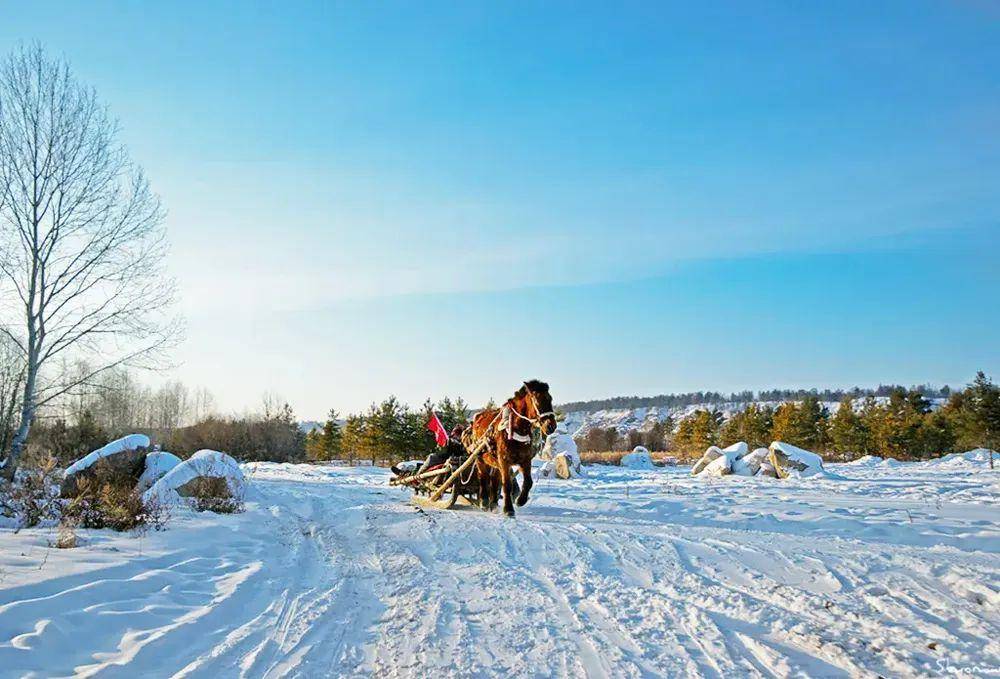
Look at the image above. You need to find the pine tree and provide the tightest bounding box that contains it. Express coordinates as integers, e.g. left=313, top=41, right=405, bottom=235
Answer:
left=319, top=409, right=342, bottom=461
left=770, top=403, right=798, bottom=445
left=829, top=396, right=868, bottom=458
left=719, top=404, right=772, bottom=449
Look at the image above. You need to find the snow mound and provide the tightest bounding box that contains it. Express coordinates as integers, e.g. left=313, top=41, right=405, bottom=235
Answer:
left=143, top=450, right=246, bottom=506
left=137, top=451, right=183, bottom=491
left=768, top=441, right=825, bottom=478
left=539, top=431, right=578, bottom=461
left=65, top=434, right=150, bottom=476
left=621, top=447, right=654, bottom=469
left=847, top=455, right=883, bottom=466
left=927, top=448, right=996, bottom=468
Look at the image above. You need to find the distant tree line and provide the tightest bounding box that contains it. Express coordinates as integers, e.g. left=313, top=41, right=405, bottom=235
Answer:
left=558, top=384, right=952, bottom=414
left=13, top=365, right=306, bottom=466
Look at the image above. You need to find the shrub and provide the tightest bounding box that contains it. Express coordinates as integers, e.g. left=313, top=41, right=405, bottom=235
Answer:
left=0, top=453, right=62, bottom=528
left=61, top=464, right=169, bottom=533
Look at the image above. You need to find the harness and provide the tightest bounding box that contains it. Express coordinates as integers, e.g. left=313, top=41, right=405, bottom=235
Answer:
left=498, top=382, right=555, bottom=443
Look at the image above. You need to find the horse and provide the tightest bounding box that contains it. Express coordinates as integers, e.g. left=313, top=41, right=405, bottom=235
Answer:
left=463, top=380, right=557, bottom=517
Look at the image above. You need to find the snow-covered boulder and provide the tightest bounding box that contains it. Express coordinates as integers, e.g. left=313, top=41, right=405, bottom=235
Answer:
left=691, top=446, right=722, bottom=475
left=733, top=447, right=769, bottom=477
left=621, top=447, right=654, bottom=470
left=136, top=451, right=182, bottom=491
left=539, top=431, right=578, bottom=461
left=540, top=450, right=583, bottom=479
left=757, top=461, right=778, bottom=478
left=768, top=441, right=825, bottom=478
left=692, top=442, right=747, bottom=477
left=143, top=450, right=246, bottom=507
left=61, top=434, right=151, bottom=497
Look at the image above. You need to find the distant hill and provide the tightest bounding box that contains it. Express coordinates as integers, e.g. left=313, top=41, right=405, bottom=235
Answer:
left=557, top=384, right=951, bottom=414
left=557, top=385, right=951, bottom=439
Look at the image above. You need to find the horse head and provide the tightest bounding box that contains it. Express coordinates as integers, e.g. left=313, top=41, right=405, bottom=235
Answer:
left=517, top=379, right=557, bottom=437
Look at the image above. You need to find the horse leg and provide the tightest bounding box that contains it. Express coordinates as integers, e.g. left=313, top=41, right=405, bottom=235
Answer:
left=499, top=464, right=515, bottom=517
left=488, top=470, right=499, bottom=511
left=516, top=462, right=533, bottom=507
left=477, top=460, right=493, bottom=510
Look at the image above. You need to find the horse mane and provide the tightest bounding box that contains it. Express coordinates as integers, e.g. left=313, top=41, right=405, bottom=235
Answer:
left=516, top=379, right=549, bottom=398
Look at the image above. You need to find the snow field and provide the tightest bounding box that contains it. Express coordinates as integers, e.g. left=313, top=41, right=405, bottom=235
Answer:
left=0, top=453, right=997, bottom=677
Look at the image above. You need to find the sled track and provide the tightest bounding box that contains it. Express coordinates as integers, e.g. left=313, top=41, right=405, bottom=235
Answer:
left=1, top=461, right=997, bottom=677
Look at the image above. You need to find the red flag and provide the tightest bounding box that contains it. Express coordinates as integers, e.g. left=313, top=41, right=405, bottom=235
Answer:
left=427, top=411, right=448, bottom=447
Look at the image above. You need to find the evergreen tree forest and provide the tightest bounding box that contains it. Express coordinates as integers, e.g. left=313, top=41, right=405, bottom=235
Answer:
left=661, top=373, right=999, bottom=462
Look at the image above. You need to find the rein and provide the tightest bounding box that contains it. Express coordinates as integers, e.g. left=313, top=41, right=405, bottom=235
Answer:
left=501, top=383, right=554, bottom=443
left=466, top=382, right=555, bottom=450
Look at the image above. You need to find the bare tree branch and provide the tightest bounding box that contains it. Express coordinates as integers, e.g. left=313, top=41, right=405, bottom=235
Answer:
left=0, top=44, right=180, bottom=479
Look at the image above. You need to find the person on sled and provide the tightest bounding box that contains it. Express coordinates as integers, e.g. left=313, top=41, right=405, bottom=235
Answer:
left=390, top=414, right=466, bottom=476
left=415, top=424, right=466, bottom=474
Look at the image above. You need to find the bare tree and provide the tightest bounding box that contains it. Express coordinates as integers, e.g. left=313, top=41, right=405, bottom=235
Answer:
left=0, top=45, right=178, bottom=480
left=0, top=334, right=24, bottom=454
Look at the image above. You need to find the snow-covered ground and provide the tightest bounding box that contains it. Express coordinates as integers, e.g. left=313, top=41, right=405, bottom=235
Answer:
left=1, top=454, right=997, bottom=678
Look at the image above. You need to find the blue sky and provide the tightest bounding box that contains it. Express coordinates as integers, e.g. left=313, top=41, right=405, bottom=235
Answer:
left=2, top=1, right=998, bottom=417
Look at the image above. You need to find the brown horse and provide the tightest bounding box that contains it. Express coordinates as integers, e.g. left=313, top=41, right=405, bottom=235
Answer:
left=464, top=380, right=557, bottom=517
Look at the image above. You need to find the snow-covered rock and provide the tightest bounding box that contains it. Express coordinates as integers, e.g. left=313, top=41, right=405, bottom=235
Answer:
left=699, top=455, right=733, bottom=477
left=621, top=447, right=654, bottom=470
left=768, top=441, right=825, bottom=478
left=757, top=461, right=778, bottom=478
left=539, top=431, right=578, bottom=461
left=692, top=442, right=747, bottom=477
left=540, top=450, right=583, bottom=479
left=143, top=450, right=246, bottom=506
left=733, top=447, right=769, bottom=477
left=61, top=434, right=151, bottom=497
left=137, top=451, right=183, bottom=491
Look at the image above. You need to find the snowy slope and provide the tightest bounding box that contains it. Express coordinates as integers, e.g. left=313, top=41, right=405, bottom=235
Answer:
left=1, top=455, right=997, bottom=677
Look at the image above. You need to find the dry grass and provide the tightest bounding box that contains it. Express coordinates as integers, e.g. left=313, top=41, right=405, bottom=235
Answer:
left=578, top=451, right=687, bottom=466
left=181, top=476, right=245, bottom=514
left=61, top=462, right=169, bottom=533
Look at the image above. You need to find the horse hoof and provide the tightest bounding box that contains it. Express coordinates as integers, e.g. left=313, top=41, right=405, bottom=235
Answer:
left=516, top=496, right=528, bottom=507
left=504, top=509, right=515, bottom=518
